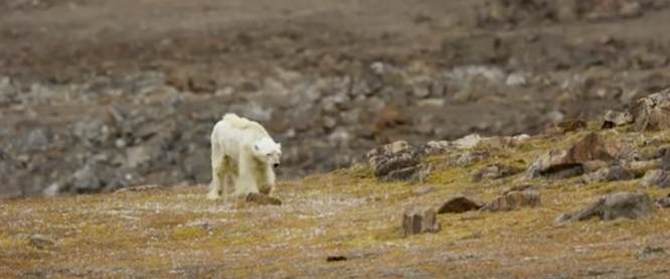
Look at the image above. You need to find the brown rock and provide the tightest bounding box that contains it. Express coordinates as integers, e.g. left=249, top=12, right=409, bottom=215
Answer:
left=556, top=119, right=587, bottom=134
left=438, top=196, right=483, bottom=214
left=527, top=132, right=619, bottom=179
left=246, top=193, right=282, bottom=206
left=481, top=190, right=541, bottom=212
left=165, top=67, right=190, bottom=91
left=568, top=132, right=616, bottom=162
left=373, top=106, right=405, bottom=133
left=402, top=207, right=441, bottom=236
left=165, top=67, right=217, bottom=93
left=631, top=89, right=670, bottom=131
left=557, top=192, right=655, bottom=223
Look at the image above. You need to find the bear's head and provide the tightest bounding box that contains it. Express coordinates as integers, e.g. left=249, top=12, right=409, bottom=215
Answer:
left=252, top=138, right=282, bottom=169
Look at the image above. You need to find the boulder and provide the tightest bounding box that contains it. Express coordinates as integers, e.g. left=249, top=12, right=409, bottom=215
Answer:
left=366, top=141, right=426, bottom=182
left=246, top=193, right=282, bottom=206
left=656, top=193, right=670, bottom=208
left=631, top=89, right=670, bottom=131
left=557, top=192, right=655, bottom=223
left=555, top=119, right=587, bottom=134
left=527, top=132, right=619, bottom=179
left=601, top=110, right=633, bottom=129
left=640, top=170, right=670, bottom=188
left=663, top=150, right=670, bottom=171
left=472, top=164, right=523, bottom=182
left=581, top=166, right=635, bottom=184
left=437, top=196, right=483, bottom=214
left=481, top=190, right=541, bottom=212
left=402, top=207, right=441, bottom=236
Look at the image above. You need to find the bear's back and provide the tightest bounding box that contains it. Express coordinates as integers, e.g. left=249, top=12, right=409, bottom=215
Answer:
left=222, top=113, right=268, bottom=135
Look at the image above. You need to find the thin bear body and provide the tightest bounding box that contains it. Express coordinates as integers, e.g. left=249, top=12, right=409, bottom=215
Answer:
left=207, top=113, right=281, bottom=201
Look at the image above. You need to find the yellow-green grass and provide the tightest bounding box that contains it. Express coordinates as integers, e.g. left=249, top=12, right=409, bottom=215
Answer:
left=1, top=126, right=670, bottom=278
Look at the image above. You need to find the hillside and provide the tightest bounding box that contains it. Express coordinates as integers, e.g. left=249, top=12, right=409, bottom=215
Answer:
left=5, top=0, right=670, bottom=197
left=3, top=112, right=670, bottom=278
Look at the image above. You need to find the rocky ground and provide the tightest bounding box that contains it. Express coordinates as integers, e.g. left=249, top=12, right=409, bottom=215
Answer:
left=3, top=90, right=670, bottom=277
left=2, top=0, right=670, bottom=198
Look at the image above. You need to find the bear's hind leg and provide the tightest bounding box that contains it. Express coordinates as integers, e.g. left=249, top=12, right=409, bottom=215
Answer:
left=207, top=143, right=225, bottom=200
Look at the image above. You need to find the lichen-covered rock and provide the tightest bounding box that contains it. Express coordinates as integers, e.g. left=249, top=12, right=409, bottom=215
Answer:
left=402, top=207, right=440, bottom=236
left=366, top=141, right=427, bottom=182
left=662, top=150, right=670, bottom=171
left=631, top=89, right=670, bottom=131
left=581, top=165, right=635, bottom=184
left=656, top=194, right=670, bottom=208
left=601, top=110, right=633, bottom=129
left=640, top=170, right=670, bottom=188
left=472, top=163, right=523, bottom=182
left=481, top=190, right=541, bottom=212
left=557, top=192, right=655, bottom=223
left=527, top=132, right=621, bottom=179
left=437, top=196, right=483, bottom=214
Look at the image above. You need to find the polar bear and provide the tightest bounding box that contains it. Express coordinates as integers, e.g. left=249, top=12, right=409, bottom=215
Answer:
left=207, top=113, right=282, bottom=201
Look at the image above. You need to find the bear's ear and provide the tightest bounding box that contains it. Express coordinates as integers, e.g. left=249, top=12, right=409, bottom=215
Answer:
left=254, top=144, right=259, bottom=151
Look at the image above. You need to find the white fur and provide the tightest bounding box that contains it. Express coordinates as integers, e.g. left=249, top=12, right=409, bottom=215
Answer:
left=207, top=113, right=282, bottom=202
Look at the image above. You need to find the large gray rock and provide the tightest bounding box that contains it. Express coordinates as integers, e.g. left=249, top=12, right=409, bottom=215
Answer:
left=557, top=192, right=655, bottom=223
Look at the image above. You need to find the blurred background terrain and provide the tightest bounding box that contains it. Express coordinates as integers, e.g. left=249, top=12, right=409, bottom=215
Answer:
left=2, top=0, right=670, bottom=197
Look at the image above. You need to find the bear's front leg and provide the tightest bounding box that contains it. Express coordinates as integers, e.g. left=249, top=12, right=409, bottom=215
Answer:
left=258, top=164, right=276, bottom=196
left=233, top=153, right=260, bottom=196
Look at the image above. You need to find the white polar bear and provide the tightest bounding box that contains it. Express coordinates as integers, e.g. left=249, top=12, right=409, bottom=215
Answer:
left=207, top=113, right=282, bottom=201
